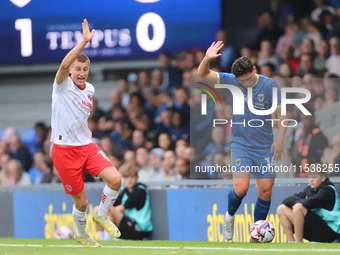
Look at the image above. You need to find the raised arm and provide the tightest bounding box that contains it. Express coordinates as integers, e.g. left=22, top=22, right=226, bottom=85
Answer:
left=56, top=19, right=95, bottom=85
left=197, top=41, right=224, bottom=79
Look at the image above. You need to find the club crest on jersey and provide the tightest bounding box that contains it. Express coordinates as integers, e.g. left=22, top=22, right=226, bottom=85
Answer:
left=235, top=159, right=241, bottom=167
left=258, top=94, right=264, bottom=102
left=9, top=0, right=32, bottom=8
left=88, top=95, right=92, bottom=101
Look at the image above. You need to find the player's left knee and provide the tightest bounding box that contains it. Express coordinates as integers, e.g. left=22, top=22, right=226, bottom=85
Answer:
left=106, top=171, right=122, bottom=190
left=259, top=189, right=272, bottom=200
left=293, top=203, right=305, bottom=213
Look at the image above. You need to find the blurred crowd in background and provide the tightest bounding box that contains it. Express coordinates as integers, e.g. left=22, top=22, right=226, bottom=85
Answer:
left=1, top=0, right=340, bottom=186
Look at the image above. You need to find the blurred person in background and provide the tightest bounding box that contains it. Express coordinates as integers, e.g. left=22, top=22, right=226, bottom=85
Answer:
left=136, top=147, right=155, bottom=182
left=132, top=130, right=146, bottom=150
left=158, top=52, right=182, bottom=91
left=117, top=77, right=130, bottom=108
left=324, top=87, right=339, bottom=107
left=99, top=136, right=114, bottom=156
left=260, top=63, right=276, bottom=78
left=175, top=158, right=190, bottom=179
left=291, top=107, right=328, bottom=177
left=275, top=21, right=298, bottom=54
left=157, top=133, right=174, bottom=151
left=326, top=37, right=340, bottom=76
left=149, top=148, right=165, bottom=181
left=35, top=122, right=47, bottom=153
left=257, top=40, right=282, bottom=72
left=329, top=134, right=340, bottom=166
left=0, top=153, right=11, bottom=185
left=315, top=40, right=330, bottom=72
left=6, top=159, right=32, bottom=186
left=215, top=30, right=237, bottom=72
left=9, top=135, right=32, bottom=172
left=298, top=53, right=318, bottom=77
left=124, top=150, right=137, bottom=167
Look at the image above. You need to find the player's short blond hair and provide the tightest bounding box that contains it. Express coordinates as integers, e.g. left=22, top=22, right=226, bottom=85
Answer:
left=120, top=164, right=139, bottom=177
left=73, top=53, right=90, bottom=66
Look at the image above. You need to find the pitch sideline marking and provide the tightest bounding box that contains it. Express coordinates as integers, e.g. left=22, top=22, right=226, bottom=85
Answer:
left=0, top=244, right=340, bottom=252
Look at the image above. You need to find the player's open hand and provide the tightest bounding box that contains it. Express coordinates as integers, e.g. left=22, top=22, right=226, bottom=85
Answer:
left=82, top=19, right=95, bottom=42
left=271, top=140, right=286, bottom=161
left=205, top=41, right=224, bottom=60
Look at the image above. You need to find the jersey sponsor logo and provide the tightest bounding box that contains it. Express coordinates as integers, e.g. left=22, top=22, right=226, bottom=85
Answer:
left=9, top=0, right=32, bottom=8
left=65, top=184, right=73, bottom=192
left=235, top=159, right=241, bottom=167
left=88, top=95, right=92, bottom=102
left=257, top=94, right=264, bottom=102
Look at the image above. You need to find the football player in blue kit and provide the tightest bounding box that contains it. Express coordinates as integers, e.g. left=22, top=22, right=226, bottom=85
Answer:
left=198, top=41, right=287, bottom=241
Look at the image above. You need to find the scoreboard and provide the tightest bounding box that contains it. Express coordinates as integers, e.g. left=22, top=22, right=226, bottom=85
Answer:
left=0, top=0, right=221, bottom=65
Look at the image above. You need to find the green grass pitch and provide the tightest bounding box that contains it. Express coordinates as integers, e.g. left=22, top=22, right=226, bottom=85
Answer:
left=1, top=238, right=340, bottom=255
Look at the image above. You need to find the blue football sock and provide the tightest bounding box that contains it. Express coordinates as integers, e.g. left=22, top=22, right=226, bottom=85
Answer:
left=254, top=197, right=271, bottom=222
left=227, top=188, right=245, bottom=216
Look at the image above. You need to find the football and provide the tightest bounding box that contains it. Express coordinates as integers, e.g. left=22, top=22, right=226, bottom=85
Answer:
left=250, top=220, right=275, bottom=243
left=56, top=225, right=74, bottom=239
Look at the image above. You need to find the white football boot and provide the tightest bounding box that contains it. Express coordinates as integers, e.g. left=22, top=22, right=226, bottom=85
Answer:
left=223, top=211, right=235, bottom=241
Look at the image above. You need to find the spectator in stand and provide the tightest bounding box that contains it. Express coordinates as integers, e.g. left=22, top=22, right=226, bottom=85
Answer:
left=314, top=95, right=325, bottom=110
left=315, top=40, right=330, bottom=72
left=300, top=38, right=316, bottom=57
left=326, top=37, right=340, bottom=76
left=117, top=77, right=130, bottom=108
left=279, top=63, right=294, bottom=78
left=110, top=119, right=134, bottom=151
left=320, top=10, right=337, bottom=40
left=291, top=107, right=328, bottom=177
left=149, top=148, right=165, bottom=181
left=240, top=46, right=257, bottom=63
left=132, top=130, right=146, bottom=150
left=158, top=133, right=174, bottom=151
left=194, top=48, right=206, bottom=66
left=0, top=153, right=11, bottom=185
left=108, top=150, right=124, bottom=174
left=168, top=109, right=190, bottom=143
left=2, top=127, right=17, bottom=144
left=311, top=0, right=336, bottom=22
left=175, top=158, right=190, bottom=179
left=138, top=70, right=152, bottom=99
left=294, top=17, right=312, bottom=50
left=9, top=135, right=32, bottom=172
left=329, top=134, right=340, bottom=166
left=28, top=151, right=47, bottom=184
left=250, top=9, right=283, bottom=51
left=281, top=46, right=299, bottom=74
left=0, top=140, right=10, bottom=158
left=161, top=151, right=181, bottom=181
left=127, top=72, right=140, bottom=93
left=6, top=159, right=32, bottom=186
left=185, top=52, right=195, bottom=71
left=99, top=136, right=114, bottom=156
left=307, top=22, right=323, bottom=51
left=175, top=144, right=186, bottom=159
left=324, top=87, right=339, bottom=107
left=88, top=115, right=100, bottom=141
left=275, top=21, right=298, bottom=54
left=215, top=30, right=237, bottom=72
left=298, top=53, right=318, bottom=77
left=34, top=122, right=47, bottom=153
left=124, top=150, right=137, bottom=167
left=202, top=126, right=230, bottom=166
left=260, top=63, right=276, bottom=78
left=90, top=98, right=105, bottom=120
left=150, top=68, right=164, bottom=91
left=158, top=52, right=182, bottom=91
left=136, top=147, right=155, bottom=182
left=257, top=40, right=282, bottom=71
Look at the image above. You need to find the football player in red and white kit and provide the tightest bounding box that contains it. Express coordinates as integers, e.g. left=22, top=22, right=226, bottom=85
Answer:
left=51, top=19, right=122, bottom=247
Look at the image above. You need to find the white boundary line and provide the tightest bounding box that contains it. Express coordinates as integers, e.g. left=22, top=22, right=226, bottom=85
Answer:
left=1, top=244, right=340, bottom=252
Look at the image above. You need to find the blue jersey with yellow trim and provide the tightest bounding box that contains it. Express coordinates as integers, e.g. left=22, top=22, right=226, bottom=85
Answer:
left=217, top=72, right=281, bottom=148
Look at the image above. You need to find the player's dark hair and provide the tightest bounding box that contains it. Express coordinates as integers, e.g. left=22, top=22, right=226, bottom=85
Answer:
left=231, top=57, right=254, bottom=77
